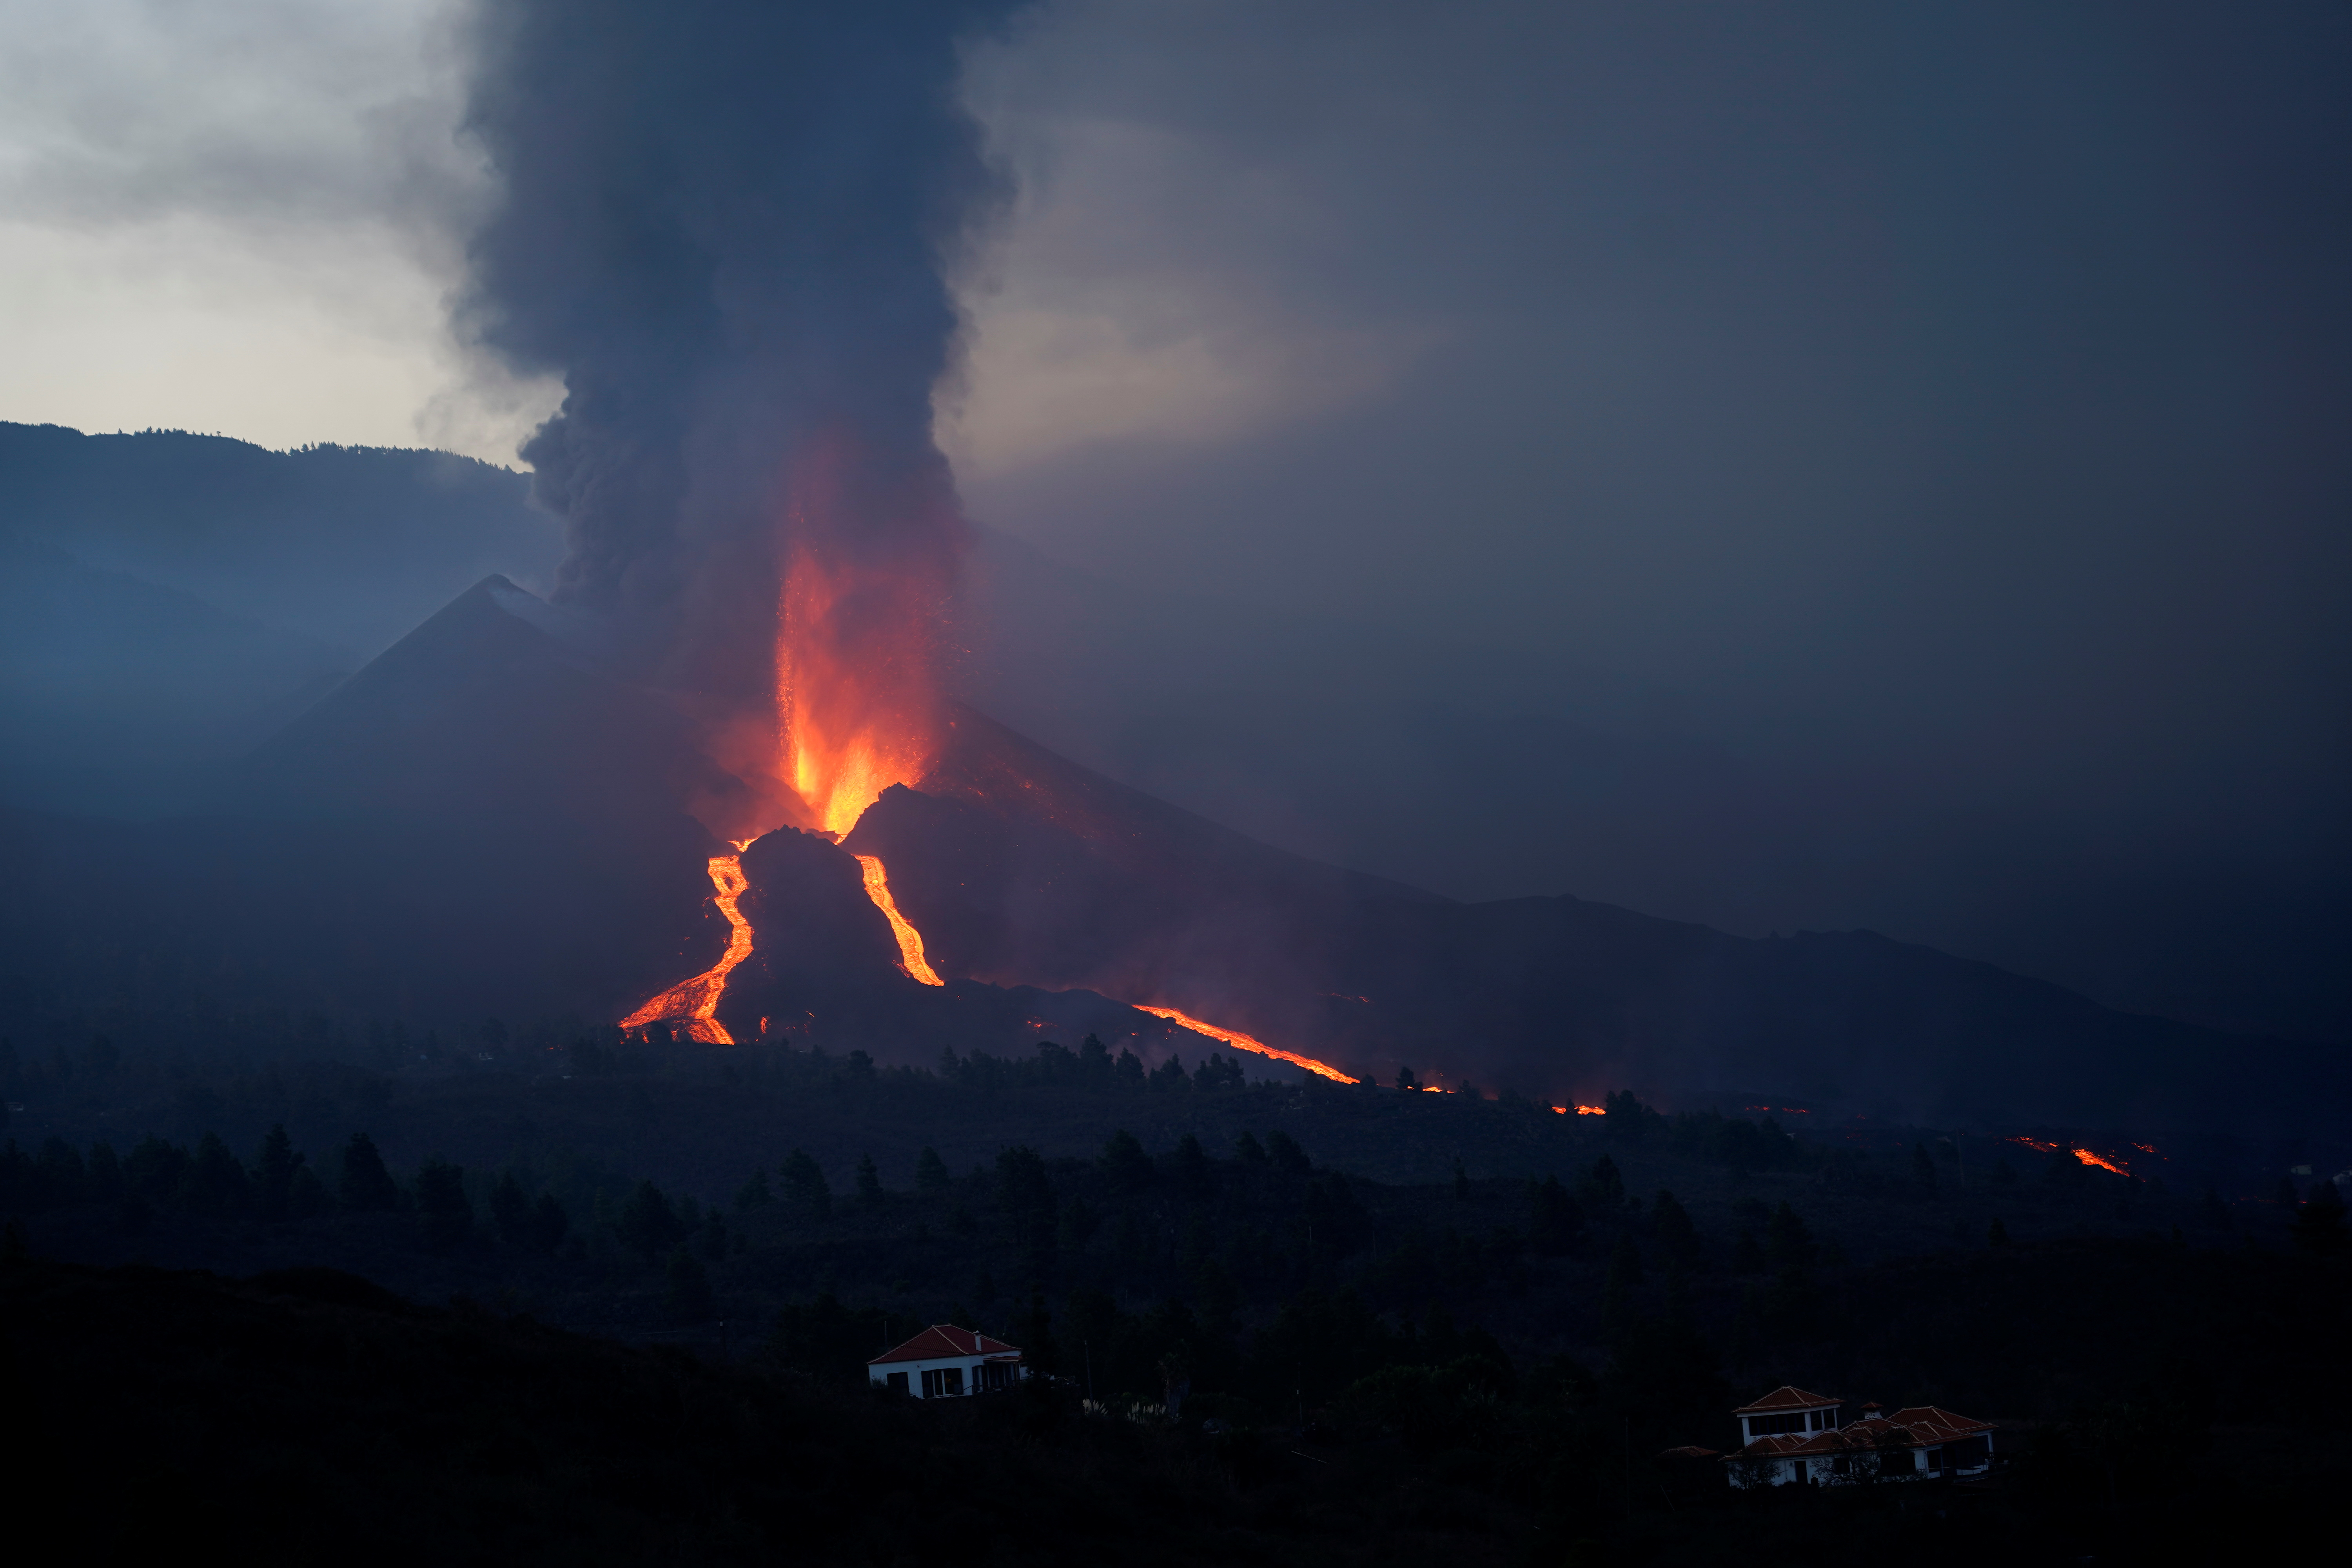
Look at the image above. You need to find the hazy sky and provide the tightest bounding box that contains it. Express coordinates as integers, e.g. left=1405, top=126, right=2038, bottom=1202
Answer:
left=4, top=0, right=2347, bottom=1039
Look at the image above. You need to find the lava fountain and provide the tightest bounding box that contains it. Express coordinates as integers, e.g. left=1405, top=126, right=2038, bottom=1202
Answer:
left=766, top=443, right=955, bottom=839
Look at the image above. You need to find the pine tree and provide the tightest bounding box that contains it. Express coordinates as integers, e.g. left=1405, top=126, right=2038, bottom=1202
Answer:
left=1099, top=1131, right=1154, bottom=1194
left=667, top=1247, right=715, bottom=1321
left=1731, top=1229, right=1766, bottom=1274
left=619, top=1180, right=684, bottom=1259
left=1652, top=1189, right=1700, bottom=1263
left=415, top=1158, right=473, bottom=1253
left=1264, top=1131, right=1312, bottom=1176
left=1766, top=1202, right=1817, bottom=1269
left=1911, top=1142, right=1940, bottom=1198
left=2292, top=1181, right=2349, bottom=1256
left=183, top=1132, right=249, bottom=1218
left=855, top=1152, right=883, bottom=1208
left=914, top=1147, right=951, bottom=1194
left=1171, top=1134, right=1210, bottom=1198
left=490, top=1170, right=533, bottom=1245
left=254, top=1125, right=301, bottom=1223
left=780, top=1149, right=831, bottom=1218
left=1527, top=1174, right=1584, bottom=1255
left=530, top=1191, right=571, bottom=1253
left=339, top=1133, right=401, bottom=1212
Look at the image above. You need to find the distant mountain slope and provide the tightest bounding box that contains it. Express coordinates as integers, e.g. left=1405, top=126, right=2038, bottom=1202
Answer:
left=224, top=574, right=761, bottom=832
left=0, top=535, right=349, bottom=817
left=0, top=421, right=561, bottom=659
left=849, top=736, right=2350, bottom=1134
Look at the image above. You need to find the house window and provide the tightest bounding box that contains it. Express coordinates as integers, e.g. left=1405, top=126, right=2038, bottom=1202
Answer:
left=886, top=1371, right=908, bottom=1394
left=978, top=1363, right=1013, bottom=1391
left=1793, top=1460, right=1807, bottom=1483
left=922, top=1367, right=965, bottom=1398
left=1926, top=1448, right=1944, bottom=1472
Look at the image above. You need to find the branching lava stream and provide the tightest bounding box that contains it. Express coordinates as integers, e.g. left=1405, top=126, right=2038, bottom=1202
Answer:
left=619, top=850, right=756, bottom=1043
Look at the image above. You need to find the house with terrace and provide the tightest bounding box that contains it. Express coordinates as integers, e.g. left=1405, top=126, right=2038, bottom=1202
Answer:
left=1715, top=1386, right=1997, bottom=1486
left=867, top=1325, right=1027, bottom=1399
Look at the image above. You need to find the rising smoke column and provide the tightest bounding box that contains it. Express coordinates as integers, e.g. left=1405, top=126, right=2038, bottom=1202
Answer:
left=457, top=0, right=1024, bottom=835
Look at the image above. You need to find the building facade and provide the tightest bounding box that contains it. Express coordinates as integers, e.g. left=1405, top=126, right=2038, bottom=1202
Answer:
left=867, top=1325, right=1027, bottom=1399
left=1719, top=1386, right=1996, bottom=1486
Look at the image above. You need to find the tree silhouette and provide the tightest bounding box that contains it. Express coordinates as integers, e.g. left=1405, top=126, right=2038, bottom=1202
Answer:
left=414, top=1158, right=472, bottom=1253
left=339, top=1133, right=400, bottom=1213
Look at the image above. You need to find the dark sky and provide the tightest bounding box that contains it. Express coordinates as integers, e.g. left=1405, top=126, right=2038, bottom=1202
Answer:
left=938, top=0, right=2352, bottom=1042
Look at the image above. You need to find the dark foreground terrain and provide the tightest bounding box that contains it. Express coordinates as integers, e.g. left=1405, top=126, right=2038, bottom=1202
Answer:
left=4, top=1245, right=2345, bottom=1566
left=5, top=1030, right=2351, bottom=1563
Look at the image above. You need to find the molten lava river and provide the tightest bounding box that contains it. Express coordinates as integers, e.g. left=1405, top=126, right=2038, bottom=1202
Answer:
left=617, top=836, right=1362, bottom=1082
left=855, top=854, right=942, bottom=986
left=618, top=850, right=755, bottom=1044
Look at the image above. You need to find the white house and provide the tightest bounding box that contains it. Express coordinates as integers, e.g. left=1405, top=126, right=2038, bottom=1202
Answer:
left=1717, top=1385, right=1996, bottom=1486
left=867, top=1325, right=1027, bottom=1399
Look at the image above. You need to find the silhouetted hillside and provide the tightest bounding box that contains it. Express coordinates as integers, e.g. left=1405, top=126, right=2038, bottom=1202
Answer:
left=0, top=422, right=560, bottom=657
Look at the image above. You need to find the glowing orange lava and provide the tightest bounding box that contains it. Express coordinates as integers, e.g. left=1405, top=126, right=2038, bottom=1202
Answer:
left=855, top=854, right=943, bottom=985
left=1133, top=1005, right=1359, bottom=1084
left=1552, top=1103, right=1607, bottom=1115
left=771, top=491, right=944, bottom=835
left=2005, top=1135, right=2132, bottom=1176
left=619, top=852, right=755, bottom=1044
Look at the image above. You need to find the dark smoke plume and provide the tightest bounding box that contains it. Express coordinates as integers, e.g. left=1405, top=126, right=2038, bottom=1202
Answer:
left=456, top=0, right=1023, bottom=706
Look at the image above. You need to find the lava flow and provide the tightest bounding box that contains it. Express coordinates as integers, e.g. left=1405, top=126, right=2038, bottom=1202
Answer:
left=856, top=854, right=943, bottom=986
left=1133, top=1005, right=1359, bottom=1084
left=619, top=851, right=756, bottom=1043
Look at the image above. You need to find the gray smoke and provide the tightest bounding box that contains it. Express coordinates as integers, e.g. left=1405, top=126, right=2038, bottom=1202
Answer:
left=456, top=0, right=1025, bottom=700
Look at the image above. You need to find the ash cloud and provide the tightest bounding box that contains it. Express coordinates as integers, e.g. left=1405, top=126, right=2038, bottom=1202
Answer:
left=456, top=0, right=1026, bottom=700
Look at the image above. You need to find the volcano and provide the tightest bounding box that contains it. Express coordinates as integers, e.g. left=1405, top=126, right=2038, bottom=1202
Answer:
left=10, top=575, right=2341, bottom=1134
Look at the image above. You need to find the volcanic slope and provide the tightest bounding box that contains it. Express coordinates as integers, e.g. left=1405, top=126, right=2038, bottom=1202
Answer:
left=11, top=574, right=2339, bottom=1135
left=849, top=715, right=2352, bottom=1134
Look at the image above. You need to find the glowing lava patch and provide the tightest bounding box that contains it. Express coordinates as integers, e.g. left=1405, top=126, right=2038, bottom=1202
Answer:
left=620, top=853, right=756, bottom=1044
left=855, top=854, right=943, bottom=986
left=1132, top=1005, right=1359, bottom=1084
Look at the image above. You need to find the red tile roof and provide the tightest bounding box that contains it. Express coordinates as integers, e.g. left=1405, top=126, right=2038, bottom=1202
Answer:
left=1732, top=1385, right=1842, bottom=1415
left=1880, top=1406, right=1994, bottom=1442
left=867, top=1325, right=1024, bottom=1365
